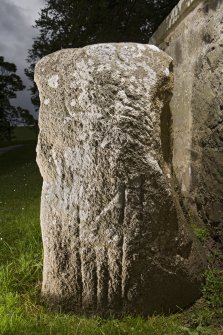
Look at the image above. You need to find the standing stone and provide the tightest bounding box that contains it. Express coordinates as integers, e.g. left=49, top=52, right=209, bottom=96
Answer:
left=35, top=43, right=206, bottom=316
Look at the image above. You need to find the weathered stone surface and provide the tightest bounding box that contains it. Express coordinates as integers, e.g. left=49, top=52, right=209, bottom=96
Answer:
left=151, top=0, right=223, bottom=246
left=35, top=43, right=206, bottom=316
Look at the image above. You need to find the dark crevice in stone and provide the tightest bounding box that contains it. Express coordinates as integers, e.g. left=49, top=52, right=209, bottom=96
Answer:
left=119, top=183, right=126, bottom=310
left=160, top=99, right=173, bottom=167
left=76, top=204, right=83, bottom=308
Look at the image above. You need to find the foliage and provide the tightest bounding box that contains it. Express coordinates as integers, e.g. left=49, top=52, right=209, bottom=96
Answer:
left=181, top=268, right=223, bottom=335
left=0, top=56, right=35, bottom=141
left=25, top=0, right=180, bottom=110
left=203, top=269, right=223, bottom=309
left=0, top=142, right=222, bottom=334
left=191, top=223, right=209, bottom=242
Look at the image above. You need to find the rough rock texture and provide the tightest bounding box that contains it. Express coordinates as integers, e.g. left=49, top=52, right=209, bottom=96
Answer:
left=35, top=43, right=206, bottom=316
left=151, top=0, right=223, bottom=245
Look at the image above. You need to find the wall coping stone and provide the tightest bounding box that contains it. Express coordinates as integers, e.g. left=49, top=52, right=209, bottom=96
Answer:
left=150, top=0, right=203, bottom=45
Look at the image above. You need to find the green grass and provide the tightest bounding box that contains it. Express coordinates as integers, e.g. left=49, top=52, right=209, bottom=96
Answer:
left=0, top=143, right=222, bottom=334
left=13, top=127, right=37, bottom=142
left=191, top=224, right=209, bottom=242
left=0, top=127, right=37, bottom=147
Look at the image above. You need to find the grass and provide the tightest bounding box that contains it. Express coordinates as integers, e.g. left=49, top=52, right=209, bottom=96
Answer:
left=13, top=127, right=38, bottom=142
left=0, top=127, right=37, bottom=148
left=0, top=142, right=222, bottom=334
left=191, top=224, right=209, bottom=242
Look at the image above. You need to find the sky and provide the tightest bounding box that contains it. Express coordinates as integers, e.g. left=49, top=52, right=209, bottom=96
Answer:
left=0, top=0, right=44, bottom=117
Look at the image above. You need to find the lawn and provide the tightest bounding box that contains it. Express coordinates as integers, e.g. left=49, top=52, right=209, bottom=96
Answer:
left=0, top=141, right=222, bottom=335
left=0, top=127, right=37, bottom=148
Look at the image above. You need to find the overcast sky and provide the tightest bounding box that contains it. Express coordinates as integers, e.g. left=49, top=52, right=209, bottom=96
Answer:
left=0, top=0, right=44, bottom=117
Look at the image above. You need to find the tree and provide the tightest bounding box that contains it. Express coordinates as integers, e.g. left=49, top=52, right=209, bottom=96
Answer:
left=0, top=56, right=35, bottom=141
left=26, top=0, right=180, bottom=110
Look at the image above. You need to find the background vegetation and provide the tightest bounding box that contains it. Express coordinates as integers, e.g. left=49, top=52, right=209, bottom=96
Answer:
left=0, top=58, right=35, bottom=142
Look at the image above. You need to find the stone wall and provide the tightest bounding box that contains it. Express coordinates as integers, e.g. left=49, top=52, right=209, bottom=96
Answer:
left=150, top=0, right=223, bottom=244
